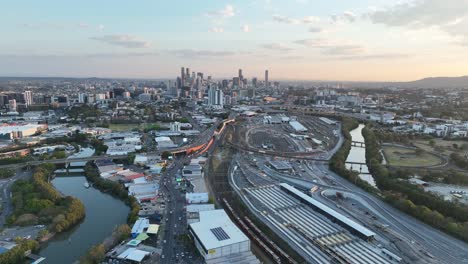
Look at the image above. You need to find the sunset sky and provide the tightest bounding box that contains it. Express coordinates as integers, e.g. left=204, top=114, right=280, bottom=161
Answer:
left=1, top=0, right=468, bottom=81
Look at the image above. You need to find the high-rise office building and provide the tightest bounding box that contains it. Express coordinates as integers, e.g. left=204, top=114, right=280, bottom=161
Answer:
left=78, top=93, right=87, bottom=104
left=252, top=77, right=258, bottom=88
left=8, top=99, right=17, bottom=112
left=181, top=67, right=185, bottom=86
left=24, top=91, right=33, bottom=106
left=265, top=70, right=269, bottom=88
left=208, top=85, right=224, bottom=107
left=238, top=69, right=243, bottom=80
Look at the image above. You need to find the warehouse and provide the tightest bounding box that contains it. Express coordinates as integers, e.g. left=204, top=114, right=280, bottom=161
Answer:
left=186, top=192, right=209, bottom=204
left=289, top=120, right=308, bottom=132
left=186, top=204, right=216, bottom=224
left=0, top=124, right=46, bottom=140
left=189, top=210, right=258, bottom=263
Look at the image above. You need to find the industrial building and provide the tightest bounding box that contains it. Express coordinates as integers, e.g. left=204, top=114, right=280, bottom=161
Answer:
left=186, top=192, right=209, bottom=204
left=186, top=204, right=216, bottom=224
left=289, top=120, right=308, bottom=132
left=279, top=183, right=376, bottom=240
left=0, top=124, right=46, bottom=140
left=244, top=184, right=397, bottom=263
left=189, top=209, right=259, bottom=264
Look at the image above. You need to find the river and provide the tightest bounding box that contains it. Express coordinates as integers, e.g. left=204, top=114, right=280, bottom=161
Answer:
left=39, top=176, right=129, bottom=263
left=345, top=124, right=377, bottom=187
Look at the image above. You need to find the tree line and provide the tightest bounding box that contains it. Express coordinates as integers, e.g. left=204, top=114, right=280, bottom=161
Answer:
left=362, top=125, right=468, bottom=242
left=329, top=117, right=376, bottom=193
left=84, top=163, right=140, bottom=224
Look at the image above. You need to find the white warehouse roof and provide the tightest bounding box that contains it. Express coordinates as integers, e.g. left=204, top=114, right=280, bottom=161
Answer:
left=289, top=121, right=308, bottom=132
left=189, top=209, right=249, bottom=250
left=279, top=183, right=376, bottom=239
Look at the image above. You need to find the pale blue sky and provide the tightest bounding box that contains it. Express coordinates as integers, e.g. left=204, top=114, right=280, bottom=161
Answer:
left=1, top=0, right=468, bottom=81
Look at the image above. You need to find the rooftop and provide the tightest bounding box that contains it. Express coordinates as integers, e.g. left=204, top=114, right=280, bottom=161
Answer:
left=189, top=209, right=249, bottom=250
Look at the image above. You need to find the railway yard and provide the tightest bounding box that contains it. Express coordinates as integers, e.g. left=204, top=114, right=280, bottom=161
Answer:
left=221, top=114, right=468, bottom=264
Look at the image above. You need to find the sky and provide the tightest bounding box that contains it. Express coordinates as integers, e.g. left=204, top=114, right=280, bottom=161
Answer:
left=1, top=0, right=468, bottom=81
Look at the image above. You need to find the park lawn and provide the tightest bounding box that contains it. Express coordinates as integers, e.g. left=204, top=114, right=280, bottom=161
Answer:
left=109, top=123, right=141, bottom=131
left=382, top=146, right=443, bottom=167
left=108, top=123, right=164, bottom=132
left=413, top=139, right=468, bottom=156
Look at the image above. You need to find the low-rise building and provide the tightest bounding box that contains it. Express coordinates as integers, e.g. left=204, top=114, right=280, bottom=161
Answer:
left=189, top=209, right=258, bottom=264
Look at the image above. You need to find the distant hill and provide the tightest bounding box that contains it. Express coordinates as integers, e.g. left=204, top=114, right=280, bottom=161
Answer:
left=395, top=76, right=468, bottom=89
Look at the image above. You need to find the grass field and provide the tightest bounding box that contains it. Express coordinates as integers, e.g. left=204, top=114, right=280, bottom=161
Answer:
left=108, top=123, right=164, bottom=132
left=382, top=145, right=443, bottom=167
left=413, top=139, right=468, bottom=155
left=108, top=123, right=141, bottom=131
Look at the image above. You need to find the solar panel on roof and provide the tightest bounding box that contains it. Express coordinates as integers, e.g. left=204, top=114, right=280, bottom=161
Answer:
left=210, top=227, right=230, bottom=241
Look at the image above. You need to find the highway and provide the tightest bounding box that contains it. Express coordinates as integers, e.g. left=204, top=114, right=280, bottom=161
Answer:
left=0, top=119, right=224, bottom=170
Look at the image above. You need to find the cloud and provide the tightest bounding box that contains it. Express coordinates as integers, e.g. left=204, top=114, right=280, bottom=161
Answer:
left=78, top=23, right=89, bottom=28
left=167, top=49, right=236, bottom=58
left=209, top=27, right=224, bottom=33
left=367, top=0, right=468, bottom=40
left=342, top=11, right=357, bottom=22
left=308, top=26, right=323, bottom=33
left=303, top=16, right=320, bottom=24
left=321, top=45, right=365, bottom=55
left=294, top=39, right=327, bottom=47
left=332, top=53, right=411, bottom=61
left=90, top=35, right=151, bottom=48
left=280, top=55, right=303, bottom=60
left=206, top=5, right=235, bottom=18
left=241, top=24, right=250, bottom=32
left=331, top=11, right=357, bottom=23
left=294, top=39, right=365, bottom=55
left=261, top=43, right=294, bottom=52
left=86, top=51, right=159, bottom=58
left=273, top=15, right=300, bottom=24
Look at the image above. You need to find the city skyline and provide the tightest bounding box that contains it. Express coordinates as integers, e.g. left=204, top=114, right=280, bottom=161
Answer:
left=2, top=0, right=468, bottom=81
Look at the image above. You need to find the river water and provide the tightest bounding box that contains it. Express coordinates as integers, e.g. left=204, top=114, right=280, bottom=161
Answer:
left=39, top=176, right=129, bottom=263
left=345, top=124, right=377, bottom=187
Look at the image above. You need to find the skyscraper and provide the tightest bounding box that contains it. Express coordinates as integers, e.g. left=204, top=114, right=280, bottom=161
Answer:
left=208, top=85, right=224, bottom=107
left=8, top=99, right=17, bottom=112
left=181, top=67, right=185, bottom=86
left=265, top=70, right=269, bottom=88
left=24, top=90, right=33, bottom=106
left=238, top=69, right=243, bottom=80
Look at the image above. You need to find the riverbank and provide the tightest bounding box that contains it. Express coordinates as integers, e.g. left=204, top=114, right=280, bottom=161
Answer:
left=329, top=117, right=376, bottom=193
left=40, top=176, right=129, bottom=263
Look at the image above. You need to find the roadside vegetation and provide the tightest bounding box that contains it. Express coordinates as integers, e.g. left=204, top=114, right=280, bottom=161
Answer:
left=0, top=169, right=15, bottom=179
